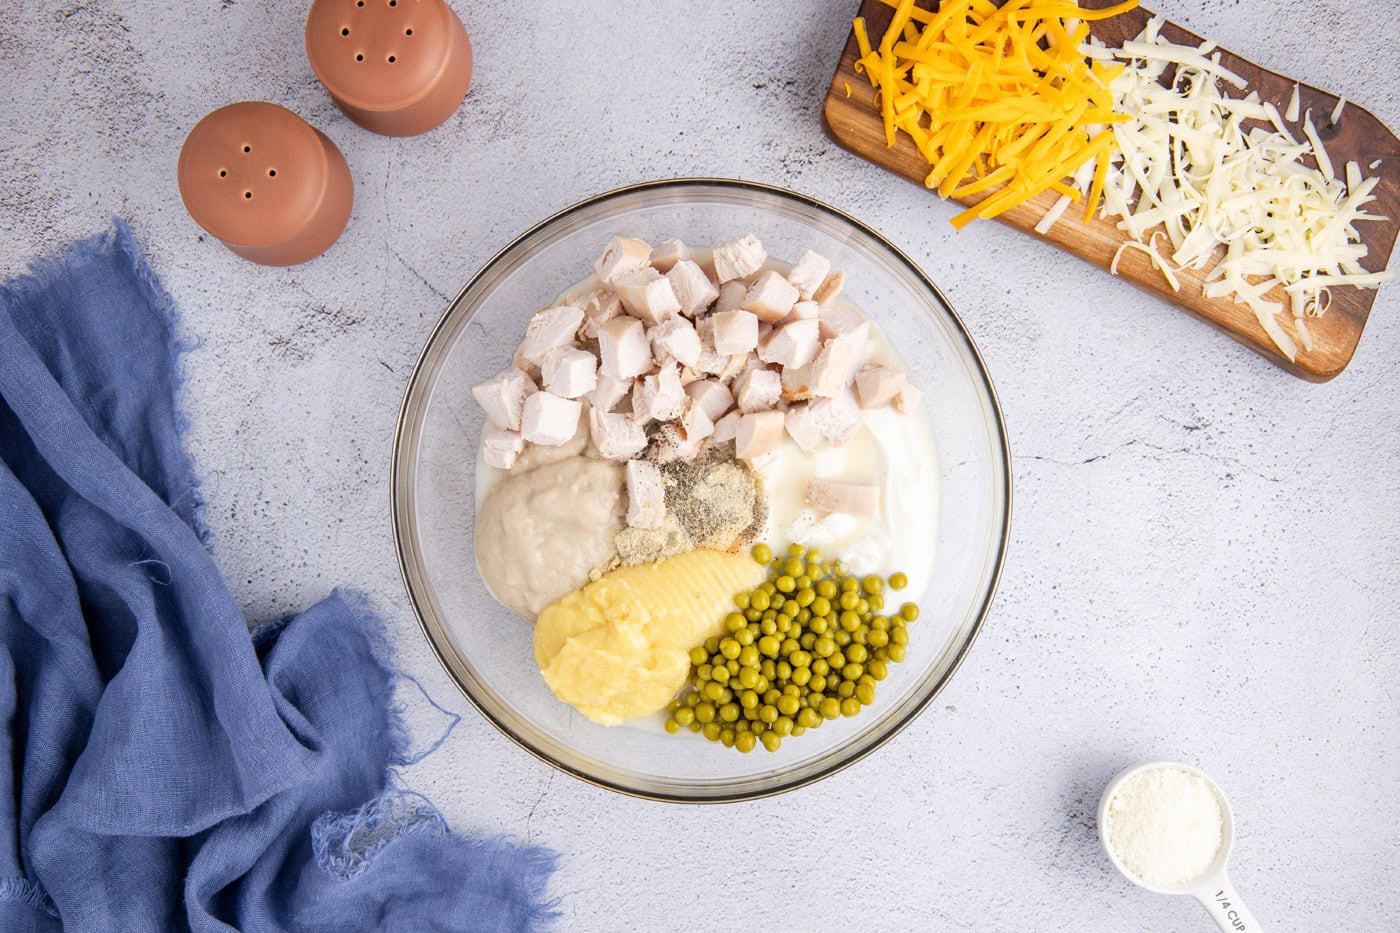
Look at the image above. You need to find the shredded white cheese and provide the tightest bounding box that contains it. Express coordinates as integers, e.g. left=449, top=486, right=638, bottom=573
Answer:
left=1285, top=83, right=1300, bottom=122
left=1086, top=19, right=1394, bottom=359
left=1330, top=96, right=1346, bottom=126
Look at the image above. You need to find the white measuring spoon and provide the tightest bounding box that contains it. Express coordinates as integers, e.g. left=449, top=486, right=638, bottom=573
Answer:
left=1098, top=761, right=1263, bottom=932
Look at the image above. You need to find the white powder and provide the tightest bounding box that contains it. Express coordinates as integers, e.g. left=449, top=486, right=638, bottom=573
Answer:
left=1105, top=766, right=1224, bottom=887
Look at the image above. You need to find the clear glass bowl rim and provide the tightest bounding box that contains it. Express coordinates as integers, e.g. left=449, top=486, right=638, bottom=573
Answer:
left=391, top=177, right=1013, bottom=803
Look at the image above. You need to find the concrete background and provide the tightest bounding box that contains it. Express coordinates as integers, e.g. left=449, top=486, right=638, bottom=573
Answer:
left=2, top=1, right=1397, bottom=929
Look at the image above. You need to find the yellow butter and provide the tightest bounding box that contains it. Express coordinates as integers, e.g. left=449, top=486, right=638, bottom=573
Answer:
left=534, top=549, right=764, bottom=726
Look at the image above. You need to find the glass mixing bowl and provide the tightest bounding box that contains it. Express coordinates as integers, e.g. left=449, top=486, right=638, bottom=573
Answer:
left=392, top=179, right=1011, bottom=801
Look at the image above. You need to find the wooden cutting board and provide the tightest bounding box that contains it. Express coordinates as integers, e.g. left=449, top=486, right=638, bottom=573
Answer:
left=822, top=0, right=1400, bottom=380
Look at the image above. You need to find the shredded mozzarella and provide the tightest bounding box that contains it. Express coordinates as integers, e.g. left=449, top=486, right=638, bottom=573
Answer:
left=1087, top=19, right=1393, bottom=358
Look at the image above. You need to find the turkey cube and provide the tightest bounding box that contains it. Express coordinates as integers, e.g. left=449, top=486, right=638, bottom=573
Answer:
left=780, top=361, right=814, bottom=401
left=805, top=479, right=880, bottom=519
left=666, top=260, right=720, bottom=318
left=649, top=317, right=702, bottom=368
left=586, top=372, right=632, bottom=413
left=515, top=305, right=585, bottom=367
left=808, top=336, right=863, bottom=397
left=817, top=304, right=870, bottom=342
left=520, top=392, right=582, bottom=447
left=711, top=309, right=759, bottom=356
left=648, top=239, right=689, bottom=273
left=595, top=236, right=653, bottom=283
left=578, top=288, right=623, bottom=340
left=713, top=280, right=748, bottom=314
left=684, top=379, right=734, bottom=422
left=855, top=366, right=906, bottom=409
left=757, top=318, right=820, bottom=369
left=734, top=410, right=785, bottom=461
left=711, top=233, right=768, bottom=283
left=596, top=316, right=651, bottom=379
left=626, top=459, right=667, bottom=529
left=786, top=250, right=832, bottom=301
left=472, top=366, right=536, bottom=431
left=541, top=346, right=598, bottom=399
left=814, top=271, right=845, bottom=305
left=741, top=270, right=800, bottom=322
left=788, top=300, right=820, bottom=321
left=677, top=397, right=715, bottom=444
left=588, top=408, right=648, bottom=461
left=631, top=362, right=686, bottom=423
left=614, top=267, right=681, bottom=324
left=735, top=368, right=782, bottom=413
left=783, top=403, right=826, bottom=452
left=711, top=410, right=742, bottom=445
left=809, top=391, right=861, bottom=443
left=482, top=424, right=524, bottom=470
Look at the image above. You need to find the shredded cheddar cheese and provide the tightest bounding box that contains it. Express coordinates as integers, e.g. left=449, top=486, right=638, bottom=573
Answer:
left=854, top=0, right=1139, bottom=228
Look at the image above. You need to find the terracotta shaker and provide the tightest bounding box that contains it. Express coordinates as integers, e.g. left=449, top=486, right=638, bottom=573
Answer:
left=177, top=102, right=354, bottom=266
left=306, top=0, right=473, bottom=137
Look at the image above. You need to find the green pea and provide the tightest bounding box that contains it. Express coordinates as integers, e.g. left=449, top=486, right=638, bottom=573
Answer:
left=711, top=666, right=730, bottom=684
left=790, top=666, right=811, bottom=686
left=861, top=574, right=884, bottom=595
left=750, top=720, right=767, bottom=736
left=760, top=660, right=776, bottom=679
left=775, top=575, right=796, bottom=593
left=887, top=644, right=907, bottom=663
left=719, top=639, right=740, bottom=660
left=856, top=682, right=876, bottom=705
left=810, top=596, right=832, bottom=618
left=752, top=543, right=772, bottom=564
left=891, top=626, right=909, bottom=647
left=856, top=599, right=870, bottom=616
left=800, top=632, right=816, bottom=649
left=900, top=602, right=920, bottom=622
left=782, top=558, right=804, bottom=578
left=750, top=590, right=771, bottom=612
left=814, top=636, right=835, bottom=657
left=734, top=592, right=751, bottom=611
left=689, top=721, right=702, bottom=733
left=775, top=695, right=798, bottom=716
left=829, top=650, right=846, bottom=669
left=738, top=667, right=760, bottom=689
left=839, top=577, right=859, bottom=593
left=704, top=637, right=719, bottom=653
left=805, top=549, right=823, bottom=565
left=758, top=635, right=780, bottom=657
left=695, top=702, right=716, bottom=723
left=811, top=658, right=830, bottom=676
left=846, top=643, right=868, bottom=664
left=759, top=705, right=779, bottom=724
left=744, top=608, right=762, bottom=622
left=841, top=697, right=862, bottom=717
left=888, top=572, right=908, bottom=591
left=797, top=708, right=819, bottom=728
left=685, top=692, right=700, bottom=707
left=791, top=725, right=807, bottom=737
left=809, top=616, right=829, bottom=635
left=760, top=618, right=777, bottom=636
left=689, top=646, right=708, bottom=666
left=702, top=722, right=721, bottom=741
left=772, top=716, right=794, bottom=736
left=794, top=588, right=815, bottom=608
left=740, top=689, right=760, bottom=710
left=867, top=593, right=885, bottom=612
left=720, top=728, right=736, bottom=748
left=867, top=628, right=889, bottom=648
left=819, top=697, right=841, bottom=719
left=703, top=682, right=724, bottom=701
left=796, top=607, right=812, bottom=623
left=816, top=580, right=837, bottom=600
left=735, top=627, right=755, bottom=647
left=664, top=717, right=680, bottom=733
left=871, top=615, right=890, bottom=630
left=675, top=706, right=695, bottom=726
left=720, top=703, right=740, bottom=722
left=808, top=674, right=827, bottom=693
left=697, top=664, right=712, bottom=682
left=839, top=610, right=861, bottom=632
left=837, top=680, right=855, bottom=699
left=761, top=732, right=782, bottom=753
left=842, top=663, right=864, bottom=681
left=786, top=543, right=806, bottom=558
left=736, top=731, right=757, bottom=753
left=839, top=591, right=860, bottom=611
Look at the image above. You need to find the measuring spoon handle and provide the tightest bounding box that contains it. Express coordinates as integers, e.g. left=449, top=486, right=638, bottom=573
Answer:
left=1197, top=876, right=1262, bottom=932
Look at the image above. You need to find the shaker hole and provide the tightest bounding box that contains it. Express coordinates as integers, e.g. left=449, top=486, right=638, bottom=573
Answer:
left=388, top=0, right=397, bottom=6
left=341, top=27, right=350, bottom=36
left=243, top=145, right=251, bottom=153
left=244, top=191, right=253, bottom=199
left=268, top=169, right=277, bottom=177
left=219, top=169, right=227, bottom=178
left=355, top=53, right=364, bottom=61
left=387, top=54, right=396, bottom=63
left=356, top=1, right=364, bottom=6
left=405, top=27, right=413, bottom=35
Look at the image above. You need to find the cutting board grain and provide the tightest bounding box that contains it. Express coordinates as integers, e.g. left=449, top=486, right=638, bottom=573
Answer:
left=822, top=0, right=1400, bottom=380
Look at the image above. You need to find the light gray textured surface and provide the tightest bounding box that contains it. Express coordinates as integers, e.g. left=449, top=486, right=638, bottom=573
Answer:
left=2, top=1, right=1397, bottom=929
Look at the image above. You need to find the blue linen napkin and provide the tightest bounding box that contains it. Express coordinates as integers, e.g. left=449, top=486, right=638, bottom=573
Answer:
left=0, top=221, right=558, bottom=932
